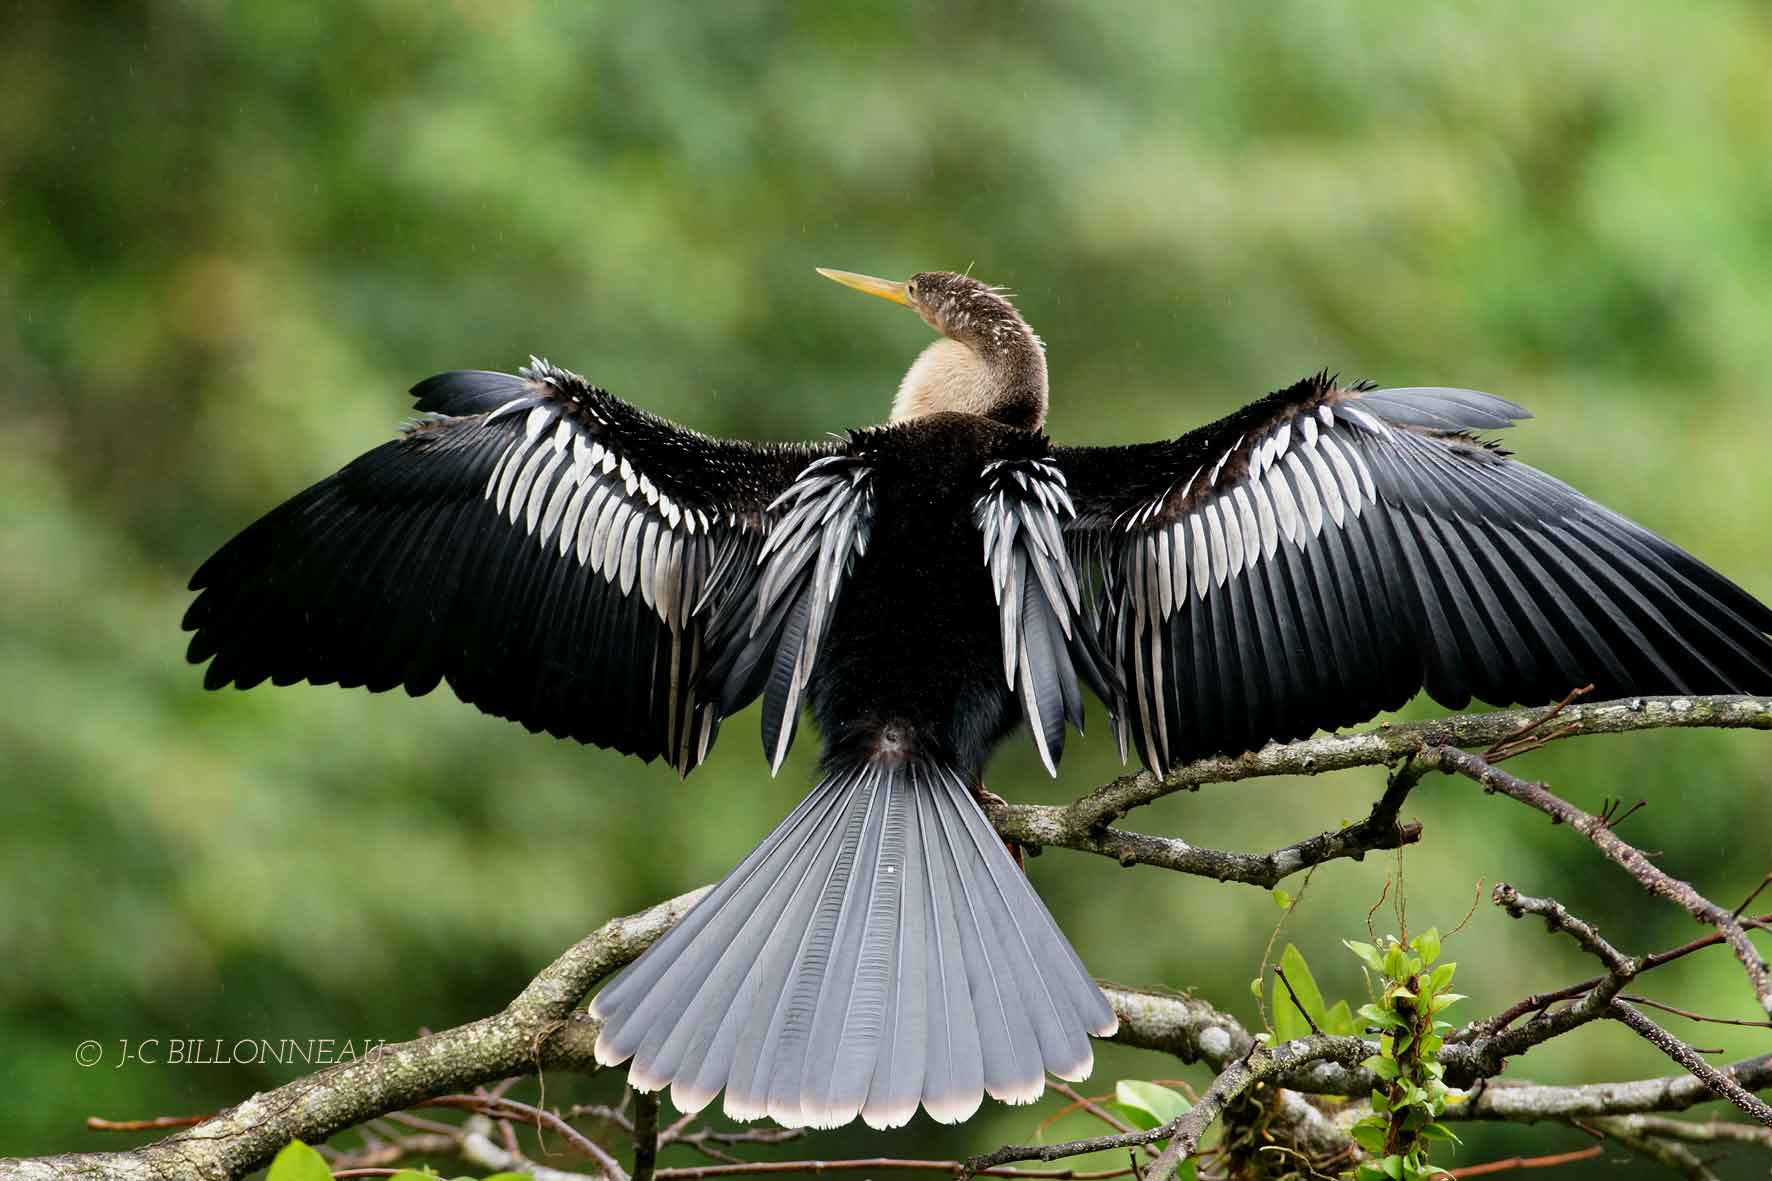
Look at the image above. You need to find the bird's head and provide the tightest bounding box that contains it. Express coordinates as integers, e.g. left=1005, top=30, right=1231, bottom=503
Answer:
left=817, top=267, right=1048, bottom=431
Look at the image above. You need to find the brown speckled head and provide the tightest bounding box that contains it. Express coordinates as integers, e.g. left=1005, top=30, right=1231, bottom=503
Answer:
left=817, top=268, right=1048, bottom=431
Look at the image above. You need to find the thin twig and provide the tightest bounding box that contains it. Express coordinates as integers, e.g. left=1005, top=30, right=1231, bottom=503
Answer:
left=1733, top=873, right=1772, bottom=920
left=383, top=1109, right=468, bottom=1138
left=1596, top=797, right=1648, bottom=832
left=1620, top=994, right=1772, bottom=1030
left=1273, top=968, right=1325, bottom=1037
left=1038, top=1078, right=1148, bottom=1144
left=421, top=1094, right=631, bottom=1180
left=84, top=1114, right=210, bottom=1133
left=1439, top=1144, right=1604, bottom=1176
left=1484, top=684, right=1593, bottom=762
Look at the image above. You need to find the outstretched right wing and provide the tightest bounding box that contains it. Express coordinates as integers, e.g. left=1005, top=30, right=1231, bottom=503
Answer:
left=1057, top=374, right=1772, bottom=774
left=184, top=359, right=834, bottom=775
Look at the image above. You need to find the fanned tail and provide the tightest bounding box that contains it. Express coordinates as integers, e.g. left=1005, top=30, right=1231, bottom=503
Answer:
left=590, top=752, right=1117, bottom=1129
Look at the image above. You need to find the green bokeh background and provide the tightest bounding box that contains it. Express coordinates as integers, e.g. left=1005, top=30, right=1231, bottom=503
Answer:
left=4, top=1, right=1770, bottom=1174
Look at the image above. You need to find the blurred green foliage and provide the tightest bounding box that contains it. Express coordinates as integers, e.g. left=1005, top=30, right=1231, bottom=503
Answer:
left=3, top=1, right=1770, bottom=1174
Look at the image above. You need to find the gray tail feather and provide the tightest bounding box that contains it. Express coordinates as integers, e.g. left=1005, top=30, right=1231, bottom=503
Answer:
left=591, top=755, right=1117, bottom=1130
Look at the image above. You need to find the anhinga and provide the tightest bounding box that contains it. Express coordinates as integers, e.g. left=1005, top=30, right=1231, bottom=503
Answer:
left=185, top=268, right=1772, bottom=1130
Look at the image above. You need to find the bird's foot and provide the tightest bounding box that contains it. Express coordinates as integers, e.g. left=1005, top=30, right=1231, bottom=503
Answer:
left=973, top=780, right=1024, bottom=870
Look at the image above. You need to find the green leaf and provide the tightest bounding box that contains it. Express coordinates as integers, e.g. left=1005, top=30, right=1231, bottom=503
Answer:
left=1422, top=1122, right=1462, bottom=1144
left=1323, top=998, right=1356, bottom=1035
left=388, top=1172, right=442, bottom=1180
left=1349, top=1121, right=1388, bottom=1153
left=1415, top=927, right=1441, bottom=965
left=1383, top=944, right=1408, bottom=980
left=1358, top=1002, right=1404, bottom=1030
left=1250, top=975, right=1265, bottom=999
left=1273, top=887, right=1293, bottom=909
left=1273, top=944, right=1330, bottom=1041
left=1381, top=1151, right=1406, bottom=1179
left=1344, top=939, right=1384, bottom=972
left=1428, top=963, right=1456, bottom=992
left=1430, top=992, right=1467, bottom=1013
left=480, top=1174, right=534, bottom=1181
left=266, top=1143, right=332, bottom=1181
left=1114, top=1079, right=1191, bottom=1134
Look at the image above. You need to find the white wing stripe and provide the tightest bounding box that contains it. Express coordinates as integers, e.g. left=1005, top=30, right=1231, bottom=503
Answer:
left=1189, top=512, right=1211, bottom=599
left=578, top=482, right=613, bottom=569
left=1219, top=493, right=1245, bottom=579
left=1304, top=444, right=1344, bottom=528
left=508, top=437, right=553, bottom=524
left=1232, top=485, right=1261, bottom=570
left=1318, top=433, right=1364, bottom=517
left=558, top=476, right=597, bottom=558
left=1247, top=473, right=1279, bottom=558
left=1283, top=451, right=1323, bottom=537
left=538, top=459, right=579, bottom=545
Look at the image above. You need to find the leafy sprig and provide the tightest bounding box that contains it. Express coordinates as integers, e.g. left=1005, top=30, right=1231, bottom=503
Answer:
left=1343, top=930, right=1464, bottom=1181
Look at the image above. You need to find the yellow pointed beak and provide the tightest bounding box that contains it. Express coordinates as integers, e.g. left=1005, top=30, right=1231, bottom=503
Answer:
left=816, top=267, right=913, bottom=308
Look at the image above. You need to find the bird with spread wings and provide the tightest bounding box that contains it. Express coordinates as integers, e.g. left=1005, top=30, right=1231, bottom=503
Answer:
left=185, top=267, right=1772, bottom=1130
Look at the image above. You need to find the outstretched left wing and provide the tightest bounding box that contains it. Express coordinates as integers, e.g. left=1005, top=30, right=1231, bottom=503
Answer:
left=1056, top=374, right=1772, bottom=775
left=184, top=360, right=833, bottom=775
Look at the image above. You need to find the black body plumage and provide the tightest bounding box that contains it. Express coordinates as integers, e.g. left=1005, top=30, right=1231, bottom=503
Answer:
left=183, top=272, right=1772, bottom=1131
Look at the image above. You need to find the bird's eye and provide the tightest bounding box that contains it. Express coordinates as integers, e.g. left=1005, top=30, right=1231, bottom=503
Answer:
left=906, top=280, right=917, bottom=297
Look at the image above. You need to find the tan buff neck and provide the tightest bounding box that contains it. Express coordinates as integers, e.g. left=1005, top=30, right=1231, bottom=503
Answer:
left=889, top=338, right=1048, bottom=429
left=891, top=339, right=997, bottom=422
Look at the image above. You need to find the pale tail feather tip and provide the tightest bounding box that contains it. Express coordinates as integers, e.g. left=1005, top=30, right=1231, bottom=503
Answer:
left=591, top=1032, right=629, bottom=1070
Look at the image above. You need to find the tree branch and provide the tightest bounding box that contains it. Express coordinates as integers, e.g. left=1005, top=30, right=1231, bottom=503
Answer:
left=9, top=696, right=1772, bottom=1179
left=1607, top=1001, right=1772, bottom=1127
left=1059, top=695, right=1772, bottom=831
left=1416, top=744, right=1772, bottom=1017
